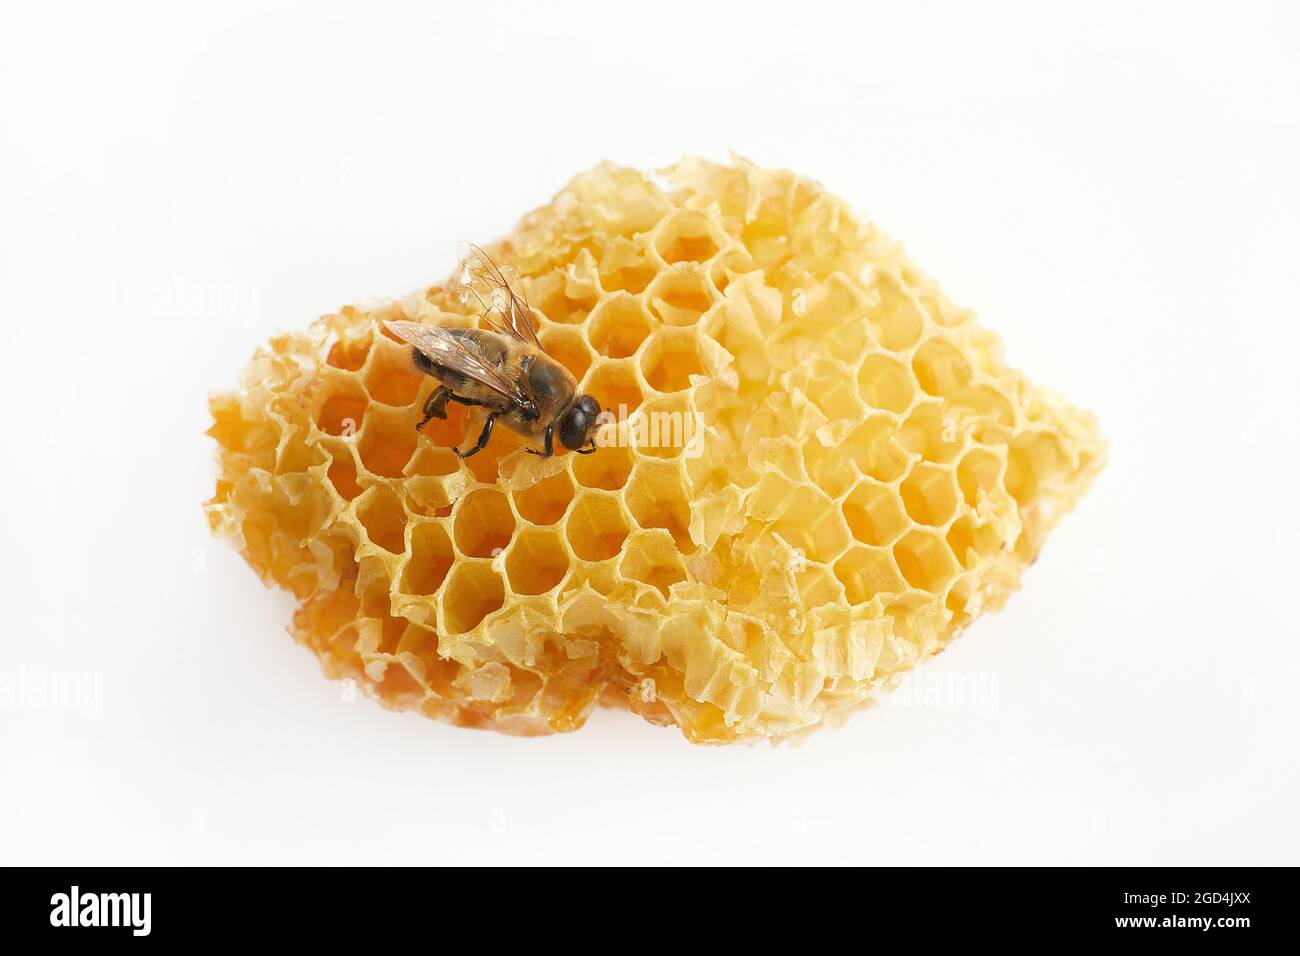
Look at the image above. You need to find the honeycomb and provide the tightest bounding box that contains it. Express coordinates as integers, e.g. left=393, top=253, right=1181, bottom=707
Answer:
left=206, top=157, right=1105, bottom=744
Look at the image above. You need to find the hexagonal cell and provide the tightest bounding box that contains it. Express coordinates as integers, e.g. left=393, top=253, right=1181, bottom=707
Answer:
left=640, top=330, right=705, bottom=393
left=583, top=361, right=644, bottom=415
left=326, top=448, right=364, bottom=500
left=864, top=272, right=924, bottom=351
left=857, top=353, right=915, bottom=414
left=325, top=328, right=372, bottom=371
left=844, top=416, right=913, bottom=483
left=842, top=480, right=909, bottom=547
left=540, top=327, right=593, bottom=381
left=598, top=238, right=657, bottom=294
left=271, top=467, right=326, bottom=544
left=314, top=379, right=368, bottom=437
left=957, top=447, right=1004, bottom=507
left=899, top=462, right=959, bottom=526
left=401, top=521, right=454, bottom=594
left=897, top=402, right=963, bottom=464
left=619, top=530, right=687, bottom=598
left=357, top=408, right=418, bottom=478
left=453, top=489, right=515, bottom=557
left=382, top=618, right=423, bottom=657
left=834, top=547, right=906, bottom=605
left=566, top=493, right=630, bottom=562
left=405, top=444, right=460, bottom=478
left=403, top=479, right=454, bottom=519
left=393, top=619, right=441, bottom=668
left=387, top=621, right=444, bottom=681
left=771, top=485, right=850, bottom=564
left=893, top=530, right=960, bottom=593
left=357, top=485, right=407, bottom=554
left=624, top=461, right=693, bottom=552
left=441, top=562, right=505, bottom=634
left=794, top=562, right=843, bottom=609
left=949, top=384, right=1016, bottom=429
left=797, top=357, right=860, bottom=422
left=912, top=337, right=972, bottom=398
left=512, top=470, right=575, bottom=526
left=647, top=268, right=714, bottom=327
left=572, top=440, right=634, bottom=491
left=587, top=293, right=652, bottom=358
left=654, top=212, right=723, bottom=265
left=364, top=339, right=424, bottom=406
left=533, top=271, right=599, bottom=324
left=946, top=514, right=1003, bottom=570
left=505, top=528, right=569, bottom=595
left=631, top=396, right=700, bottom=460
left=825, top=314, right=870, bottom=361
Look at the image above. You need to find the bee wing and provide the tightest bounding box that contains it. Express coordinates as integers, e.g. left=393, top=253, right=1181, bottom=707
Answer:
left=384, top=320, right=532, bottom=409
left=463, top=244, right=544, bottom=351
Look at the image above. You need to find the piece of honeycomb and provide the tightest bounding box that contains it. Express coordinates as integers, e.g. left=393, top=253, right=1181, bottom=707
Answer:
left=206, top=157, right=1105, bottom=744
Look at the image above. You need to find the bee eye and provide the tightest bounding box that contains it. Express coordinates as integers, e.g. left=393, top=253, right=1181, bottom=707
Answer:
left=559, top=397, right=598, bottom=451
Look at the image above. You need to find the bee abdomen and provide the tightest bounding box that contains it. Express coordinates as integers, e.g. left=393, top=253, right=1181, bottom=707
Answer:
left=410, top=326, right=479, bottom=378
left=411, top=348, right=439, bottom=376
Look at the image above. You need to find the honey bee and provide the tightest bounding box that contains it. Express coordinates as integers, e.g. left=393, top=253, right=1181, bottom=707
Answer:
left=384, top=245, right=602, bottom=458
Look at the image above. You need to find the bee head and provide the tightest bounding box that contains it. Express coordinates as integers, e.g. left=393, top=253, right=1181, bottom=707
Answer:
left=558, top=395, right=601, bottom=451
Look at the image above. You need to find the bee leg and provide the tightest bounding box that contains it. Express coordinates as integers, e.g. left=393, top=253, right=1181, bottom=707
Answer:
left=447, top=394, right=489, bottom=407
left=454, top=413, right=496, bottom=458
left=418, top=386, right=453, bottom=429
left=525, top=425, right=555, bottom=457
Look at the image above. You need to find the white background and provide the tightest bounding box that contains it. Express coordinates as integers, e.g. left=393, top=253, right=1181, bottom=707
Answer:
left=2, top=1, right=1297, bottom=866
